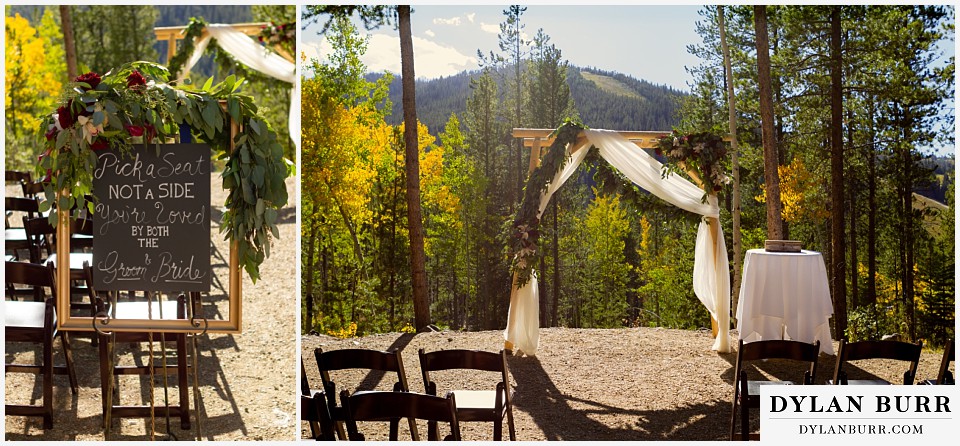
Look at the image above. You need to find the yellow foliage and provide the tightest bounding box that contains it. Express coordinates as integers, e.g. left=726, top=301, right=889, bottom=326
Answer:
left=638, top=216, right=652, bottom=253
left=755, top=158, right=828, bottom=223
left=399, top=323, right=416, bottom=334
left=327, top=322, right=358, bottom=339
left=5, top=13, right=62, bottom=134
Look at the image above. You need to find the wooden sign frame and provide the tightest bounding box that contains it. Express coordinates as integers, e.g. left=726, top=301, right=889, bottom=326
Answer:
left=56, top=116, right=243, bottom=334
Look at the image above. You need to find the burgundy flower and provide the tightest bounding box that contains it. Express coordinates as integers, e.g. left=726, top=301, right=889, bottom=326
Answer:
left=127, top=70, right=147, bottom=88
left=90, top=138, right=109, bottom=151
left=713, top=184, right=723, bottom=192
left=124, top=125, right=144, bottom=137
left=75, top=72, right=101, bottom=90
left=57, top=102, right=75, bottom=129
left=144, top=124, right=157, bottom=142
left=45, top=126, right=58, bottom=141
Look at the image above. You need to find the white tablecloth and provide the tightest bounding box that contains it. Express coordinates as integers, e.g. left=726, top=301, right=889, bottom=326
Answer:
left=737, top=249, right=835, bottom=355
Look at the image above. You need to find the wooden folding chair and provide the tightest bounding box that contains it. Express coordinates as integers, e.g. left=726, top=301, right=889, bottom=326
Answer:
left=342, top=390, right=461, bottom=441
left=5, top=198, right=40, bottom=261
left=418, top=348, right=516, bottom=440
left=831, top=339, right=922, bottom=385
left=4, top=261, right=79, bottom=429
left=301, top=358, right=335, bottom=440
left=314, top=347, right=419, bottom=440
left=921, top=340, right=955, bottom=385
left=730, top=339, right=819, bottom=441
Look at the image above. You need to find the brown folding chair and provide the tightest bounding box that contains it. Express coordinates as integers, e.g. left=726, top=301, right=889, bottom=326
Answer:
left=315, top=347, right=419, bottom=440
left=301, top=358, right=335, bottom=440
left=831, top=339, right=922, bottom=385
left=418, top=348, right=516, bottom=441
left=921, top=340, right=955, bottom=385
left=341, top=390, right=461, bottom=441
left=730, top=339, right=819, bottom=441
left=5, top=198, right=40, bottom=261
left=22, top=216, right=55, bottom=264
left=4, top=261, right=79, bottom=429
left=95, top=291, right=192, bottom=430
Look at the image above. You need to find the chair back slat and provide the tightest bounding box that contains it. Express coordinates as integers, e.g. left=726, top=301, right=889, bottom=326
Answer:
left=839, top=340, right=923, bottom=362
left=833, top=339, right=923, bottom=385
left=419, top=349, right=504, bottom=373
left=316, top=347, right=404, bottom=373
left=343, top=390, right=460, bottom=441
left=5, top=261, right=57, bottom=290
left=738, top=339, right=820, bottom=363
left=6, top=170, right=32, bottom=184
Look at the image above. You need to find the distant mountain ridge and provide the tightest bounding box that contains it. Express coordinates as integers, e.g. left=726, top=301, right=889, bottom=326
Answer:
left=370, top=66, right=686, bottom=137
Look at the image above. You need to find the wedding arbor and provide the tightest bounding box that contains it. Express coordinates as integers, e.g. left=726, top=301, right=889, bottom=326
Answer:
left=154, top=21, right=298, bottom=145
left=504, top=124, right=731, bottom=355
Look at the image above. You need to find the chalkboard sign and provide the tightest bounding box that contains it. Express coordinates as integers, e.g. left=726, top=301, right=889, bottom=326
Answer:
left=92, top=144, right=211, bottom=292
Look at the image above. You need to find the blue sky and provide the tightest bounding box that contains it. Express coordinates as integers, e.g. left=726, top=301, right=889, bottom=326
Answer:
left=300, top=5, right=705, bottom=91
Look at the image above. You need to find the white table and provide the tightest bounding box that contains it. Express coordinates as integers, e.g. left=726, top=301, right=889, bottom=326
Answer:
left=737, top=249, right=835, bottom=355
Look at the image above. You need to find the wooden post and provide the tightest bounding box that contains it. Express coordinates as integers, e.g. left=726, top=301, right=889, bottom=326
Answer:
left=527, top=137, right=541, bottom=175
left=56, top=203, right=71, bottom=330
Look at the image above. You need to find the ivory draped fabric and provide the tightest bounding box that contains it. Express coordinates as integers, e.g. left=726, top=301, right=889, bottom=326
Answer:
left=179, top=24, right=298, bottom=147
left=504, top=129, right=731, bottom=355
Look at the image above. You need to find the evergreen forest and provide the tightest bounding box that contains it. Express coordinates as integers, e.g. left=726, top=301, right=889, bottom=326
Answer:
left=301, top=6, right=954, bottom=348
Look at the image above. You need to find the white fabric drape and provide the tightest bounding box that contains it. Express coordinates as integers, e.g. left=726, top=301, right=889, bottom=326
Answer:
left=504, top=129, right=732, bottom=355
left=504, top=140, right=591, bottom=356
left=178, top=24, right=298, bottom=147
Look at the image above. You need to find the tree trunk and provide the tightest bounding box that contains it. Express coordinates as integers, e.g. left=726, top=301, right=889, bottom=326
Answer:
left=398, top=6, right=431, bottom=330
left=753, top=5, right=784, bottom=240
left=305, top=213, right=318, bottom=332
left=551, top=199, right=560, bottom=328
left=718, top=5, right=743, bottom=320
left=829, top=6, right=847, bottom=340
left=847, top=102, right=859, bottom=309
left=866, top=97, right=877, bottom=306
left=61, top=6, right=78, bottom=79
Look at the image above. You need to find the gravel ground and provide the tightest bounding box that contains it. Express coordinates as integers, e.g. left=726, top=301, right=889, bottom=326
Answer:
left=301, top=328, right=952, bottom=441
left=5, top=175, right=297, bottom=440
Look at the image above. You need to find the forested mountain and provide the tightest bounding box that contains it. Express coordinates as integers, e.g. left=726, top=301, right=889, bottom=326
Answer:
left=373, top=66, right=686, bottom=135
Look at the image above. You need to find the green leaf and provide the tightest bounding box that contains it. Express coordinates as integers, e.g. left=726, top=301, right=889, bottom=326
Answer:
left=93, top=111, right=105, bottom=126
left=227, top=97, right=240, bottom=123
left=255, top=198, right=265, bottom=217
left=202, top=76, right=214, bottom=92
left=202, top=103, right=216, bottom=129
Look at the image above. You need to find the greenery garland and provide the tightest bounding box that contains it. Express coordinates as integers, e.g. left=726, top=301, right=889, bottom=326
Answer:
left=167, top=17, right=207, bottom=80
left=655, top=130, right=729, bottom=200
left=36, top=61, right=290, bottom=283
left=509, top=120, right=585, bottom=287
left=509, top=124, right=729, bottom=287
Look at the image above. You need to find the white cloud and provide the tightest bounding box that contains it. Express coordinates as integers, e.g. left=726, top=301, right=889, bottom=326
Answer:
left=364, top=33, right=478, bottom=79
left=479, top=22, right=499, bottom=34
left=424, top=29, right=435, bottom=38
left=299, top=40, right=332, bottom=73
left=433, top=16, right=461, bottom=26
left=466, top=13, right=476, bottom=23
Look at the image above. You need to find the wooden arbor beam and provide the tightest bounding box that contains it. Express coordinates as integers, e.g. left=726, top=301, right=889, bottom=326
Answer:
left=155, top=22, right=294, bottom=66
